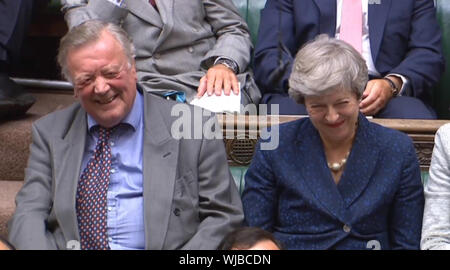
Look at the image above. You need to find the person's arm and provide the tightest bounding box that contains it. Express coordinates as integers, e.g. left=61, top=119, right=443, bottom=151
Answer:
left=241, top=141, right=277, bottom=232
left=180, top=116, right=244, bottom=249
left=421, top=125, right=450, bottom=250
left=389, top=140, right=425, bottom=250
left=360, top=1, right=444, bottom=115
left=60, top=0, right=128, bottom=29
left=253, top=0, right=296, bottom=95
left=0, top=237, right=14, bottom=250
left=388, top=0, right=444, bottom=99
left=197, top=0, right=252, bottom=97
left=8, top=124, right=58, bottom=250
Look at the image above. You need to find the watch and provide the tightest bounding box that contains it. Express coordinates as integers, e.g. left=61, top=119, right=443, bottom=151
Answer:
left=383, top=77, right=399, bottom=97
left=214, top=57, right=239, bottom=74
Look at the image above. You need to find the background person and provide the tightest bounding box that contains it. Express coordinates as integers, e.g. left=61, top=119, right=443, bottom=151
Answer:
left=218, top=226, right=283, bottom=250
left=0, top=237, right=14, bottom=250
left=242, top=35, right=424, bottom=249
left=60, top=0, right=261, bottom=105
left=0, top=0, right=36, bottom=119
left=421, top=123, right=450, bottom=250
left=254, top=0, right=444, bottom=118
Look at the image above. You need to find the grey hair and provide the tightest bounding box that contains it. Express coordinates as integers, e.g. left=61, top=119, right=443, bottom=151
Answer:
left=57, top=20, right=136, bottom=82
left=288, top=34, right=368, bottom=104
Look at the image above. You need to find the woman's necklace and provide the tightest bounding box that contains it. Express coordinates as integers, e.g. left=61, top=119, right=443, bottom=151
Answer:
left=327, top=151, right=350, bottom=172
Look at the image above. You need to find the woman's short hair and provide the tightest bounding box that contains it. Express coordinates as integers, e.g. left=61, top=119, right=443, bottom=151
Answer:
left=218, top=227, right=283, bottom=250
left=288, top=34, right=368, bottom=104
left=57, top=20, right=136, bottom=82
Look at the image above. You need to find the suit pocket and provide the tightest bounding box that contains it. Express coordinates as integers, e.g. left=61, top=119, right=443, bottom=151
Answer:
left=170, top=171, right=200, bottom=238
left=174, top=171, right=198, bottom=209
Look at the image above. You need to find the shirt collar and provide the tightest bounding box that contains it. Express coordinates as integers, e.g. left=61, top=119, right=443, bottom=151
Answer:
left=87, top=91, right=143, bottom=132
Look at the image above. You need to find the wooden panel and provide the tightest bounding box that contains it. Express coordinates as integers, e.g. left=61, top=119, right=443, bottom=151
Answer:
left=217, top=115, right=450, bottom=169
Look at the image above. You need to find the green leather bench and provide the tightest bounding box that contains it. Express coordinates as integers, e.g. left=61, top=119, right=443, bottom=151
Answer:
left=436, top=0, right=450, bottom=119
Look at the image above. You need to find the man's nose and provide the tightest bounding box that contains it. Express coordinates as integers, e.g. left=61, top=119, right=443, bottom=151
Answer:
left=94, top=76, right=110, bottom=95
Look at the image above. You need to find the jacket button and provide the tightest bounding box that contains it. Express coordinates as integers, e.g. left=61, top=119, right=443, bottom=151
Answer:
left=173, top=208, right=181, bottom=216
left=154, top=53, right=161, bottom=59
left=343, top=224, right=351, bottom=233
left=188, top=47, right=194, bottom=53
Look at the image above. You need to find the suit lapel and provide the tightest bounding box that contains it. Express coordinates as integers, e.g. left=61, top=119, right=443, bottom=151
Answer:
left=142, top=93, right=179, bottom=250
left=127, top=0, right=175, bottom=49
left=314, top=0, right=337, bottom=36
left=52, top=106, right=87, bottom=242
left=368, top=0, right=391, bottom=64
left=295, top=121, right=348, bottom=223
left=126, top=0, right=163, bottom=28
left=337, top=115, right=380, bottom=208
left=154, top=0, right=174, bottom=48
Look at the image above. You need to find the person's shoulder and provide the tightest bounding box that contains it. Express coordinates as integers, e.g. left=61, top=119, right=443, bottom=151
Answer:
left=278, top=116, right=312, bottom=137
left=367, top=120, right=414, bottom=151
left=435, top=123, right=450, bottom=152
left=437, top=123, right=450, bottom=137
left=33, top=102, right=82, bottom=132
left=259, top=116, right=311, bottom=149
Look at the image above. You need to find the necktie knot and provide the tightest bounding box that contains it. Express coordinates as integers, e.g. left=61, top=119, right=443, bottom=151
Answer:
left=98, top=127, right=112, bottom=142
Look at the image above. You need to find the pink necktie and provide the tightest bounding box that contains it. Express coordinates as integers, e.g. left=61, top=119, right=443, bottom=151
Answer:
left=340, top=0, right=363, bottom=54
left=149, top=0, right=156, bottom=7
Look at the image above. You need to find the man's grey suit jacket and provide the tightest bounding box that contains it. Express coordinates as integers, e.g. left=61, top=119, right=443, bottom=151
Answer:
left=8, top=90, right=244, bottom=250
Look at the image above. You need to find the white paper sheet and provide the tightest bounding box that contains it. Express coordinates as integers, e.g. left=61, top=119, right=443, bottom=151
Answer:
left=190, top=84, right=241, bottom=113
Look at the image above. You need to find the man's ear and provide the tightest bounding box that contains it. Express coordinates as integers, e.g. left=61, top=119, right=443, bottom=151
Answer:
left=131, top=62, right=137, bottom=81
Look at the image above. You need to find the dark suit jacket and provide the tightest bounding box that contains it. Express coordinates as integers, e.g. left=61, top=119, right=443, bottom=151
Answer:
left=242, top=114, right=424, bottom=249
left=254, top=0, right=444, bottom=105
left=8, top=90, right=244, bottom=250
left=0, top=0, right=33, bottom=63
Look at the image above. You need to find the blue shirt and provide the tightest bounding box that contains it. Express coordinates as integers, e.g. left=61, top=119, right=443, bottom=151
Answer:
left=81, top=92, right=145, bottom=250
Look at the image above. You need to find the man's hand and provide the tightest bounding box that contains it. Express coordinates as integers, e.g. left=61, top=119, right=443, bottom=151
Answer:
left=197, top=64, right=239, bottom=97
left=359, top=76, right=401, bottom=116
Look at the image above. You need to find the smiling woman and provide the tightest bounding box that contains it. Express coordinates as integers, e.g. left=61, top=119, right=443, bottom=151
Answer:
left=241, top=35, right=425, bottom=250
left=288, top=35, right=366, bottom=184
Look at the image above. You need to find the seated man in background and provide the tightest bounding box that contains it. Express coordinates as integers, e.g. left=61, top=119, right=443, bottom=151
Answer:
left=0, top=0, right=36, bottom=119
left=60, top=0, right=261, bottom=105
left=254, top=0, right=444, bottom=118
left=8, top=20, right=244, bottom=250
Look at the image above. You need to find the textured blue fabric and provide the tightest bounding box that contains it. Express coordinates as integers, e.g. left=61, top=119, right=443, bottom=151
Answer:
left=242, top=114, right=425, bottom=249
